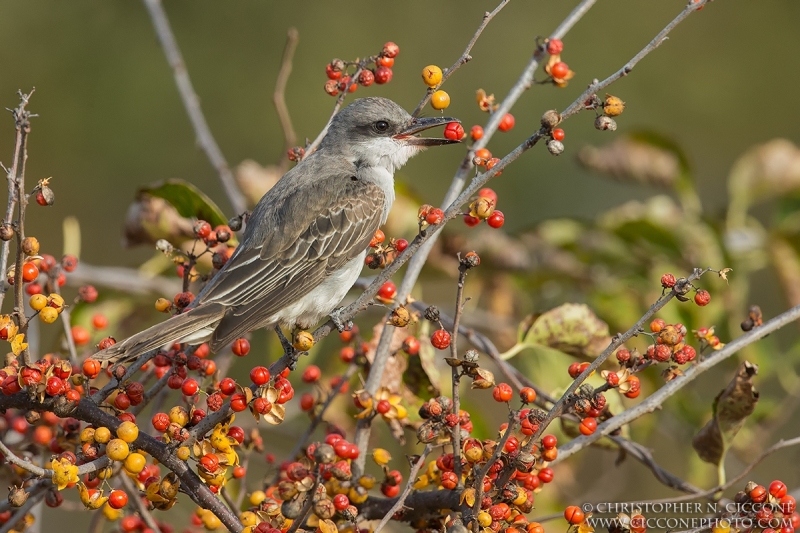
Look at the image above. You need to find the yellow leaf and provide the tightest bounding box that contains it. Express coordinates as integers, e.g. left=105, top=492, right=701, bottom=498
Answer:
left=461, top=487, right=477, bottom=507
left=11, top=334, right=27, bottom=356
left=319, top=519, right=338, bottom=533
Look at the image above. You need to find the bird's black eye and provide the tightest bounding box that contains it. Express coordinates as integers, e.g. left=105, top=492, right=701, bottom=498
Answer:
left=374, top=120, right=389, bottom=133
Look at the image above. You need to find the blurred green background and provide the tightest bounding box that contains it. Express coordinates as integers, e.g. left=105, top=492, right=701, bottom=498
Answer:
left=1, top=0, right=800, bottom=531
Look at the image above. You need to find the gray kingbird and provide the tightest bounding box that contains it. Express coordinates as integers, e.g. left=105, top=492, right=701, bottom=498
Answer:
left=93, top=97, right=459, bottom=364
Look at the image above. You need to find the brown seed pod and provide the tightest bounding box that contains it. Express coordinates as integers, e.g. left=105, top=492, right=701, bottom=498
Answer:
left=540, top=109, right=562, bottom=129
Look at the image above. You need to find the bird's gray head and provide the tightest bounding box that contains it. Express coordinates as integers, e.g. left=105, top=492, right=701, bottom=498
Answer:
left=319, top=97, right=459, bottom=172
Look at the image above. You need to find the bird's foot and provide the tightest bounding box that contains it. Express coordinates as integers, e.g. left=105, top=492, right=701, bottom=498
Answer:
left=329, top=307, right=353, bottom=333
left=274, top=326, right=294, bottom=355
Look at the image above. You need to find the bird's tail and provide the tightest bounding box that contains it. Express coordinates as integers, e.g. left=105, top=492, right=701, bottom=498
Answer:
left=91, top=303, right=226, bottom=366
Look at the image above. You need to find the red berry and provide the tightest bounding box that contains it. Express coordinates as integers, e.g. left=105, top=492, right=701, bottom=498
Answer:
left=470, top=125, right=484, bottom=141
left=71, top=326, right=90, bottom=346
left=552, top=128, right=565, bottom=141
left=538, top=467, right=554, bottom=483
left=340, top=346, right=356, bottom=363
left=546, top=39, right=564, bottom=55
left=300, top=393, right=315, bottom=411
left=374, top=66, right=393, bottom=84
left=492, top=383, right=513, bottom=403
left=357, top=70, right=375, bottom=87
left=444, top=122, right=465, bottom=141
left=694, top=289, right=711, bottom=306
left=108, top=490, right=128, bottom=509
left=431, top=329, right=451, bottom=350
left=325, top=63, right=342, bottom=80
left=250, top=366, right=270, bottom=386
left=152, top=413, right=169, bottom=432
left=550, top=61, right=569, bottom=79
left=194, top=221, right=212, bottom=238
left=564, top=506, right=584, bottom=525
left=519, top=387, right=536, bottom=404
left=660, top=273, right=676, bottom=288
left=382, top=42, right=400, bottom=58
left=232, top=338, right=250, bottom=356
left=91, top=314, right=108, bottom=330
left=45, top=376, right=65, bottom=396
left=395, top=238, right=409, bottom=252
left=425, top=208, right=445, bottom=225
left=377, top=281, right=397, bottom=301
left=82, top=359, right=101, bottom=379
left=463, top=214, right=481, bottom=227
left=21, top=262, right=38, bottom=283
left=181, top=378, right=199, bottom=396
left=650, top=318, right=666, bottom=333
left=579, top=417, right=597, bottom=435
left=542, top=434, right=557, bottom=449
left=61, top=255, right=78, bottom=273
left=770, top=480, right=788, bottom=499
left=478, top=188, right=498, bottom=204
left=377, top=56, right=394, bottom=68
left=230, top=394, right=248, bottom=412
left=402, top=336, right=420, bottom=355
left=376, top=399, right=391, bottom=414
left=487, top=211, right=505, bottom=229
left=302, top=365, right=321, bottom=383
left=498, top=113, right=515, bottom=132
left=333, top=493, right=350, bottom=511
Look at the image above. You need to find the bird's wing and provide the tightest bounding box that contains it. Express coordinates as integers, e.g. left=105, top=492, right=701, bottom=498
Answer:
left=199, top=175, right=384, bottom=347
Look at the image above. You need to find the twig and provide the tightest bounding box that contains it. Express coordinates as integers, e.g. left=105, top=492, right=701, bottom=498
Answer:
left=274, top=28, right=299, bottom=169
left=0, top=91, right=35, bottom=311
left=352, top=0, right=599, bottom=475
left=141, top=0, right=247, bottom=215
left=641, top=436, right=800, bottom=506
left=304, top=66, right=363, bottom=157
left=469, top=411, right=518, bottom=520
left=372, top=444, right=434, bottom=533
left=553, top=301, right=800, bottom=463
left=131, top=369, right=171, bottom=416
left=449, top=263, right=470, bottom=483
left=94, top=349, right=159, bottom=404
left=410, top=0, right=512, bottom=117
left=120, top=474, right=162, bottom=532
left=51, top=283, right=79, bottom=366
left=68, top=262, right=182, bottom=296
left=608, top=436, right=703, bottom=495
left=0, top=487, right=46, bottom=533
left=0, top=439, right=46, bottom=476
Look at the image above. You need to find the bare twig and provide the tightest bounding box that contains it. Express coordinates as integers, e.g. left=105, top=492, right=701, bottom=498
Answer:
left=449, top=263, right=470, bottom=483
left=68, top=262, right=182, bottom=296
left=0, top=439, right=46, bottom=476
left=0, top=487, right=46, bottom=533
left=554, top=301, right=800, bottom=464
left=141, top=0, right=247, bottom=215
left=410, top=0, right=512, bottom=117
left=372, top=444, right=434, bottom=533
left=274, top=28, right=299, bottom=169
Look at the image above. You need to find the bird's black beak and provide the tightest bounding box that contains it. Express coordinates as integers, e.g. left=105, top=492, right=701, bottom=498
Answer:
left=394, top=116, right=461, bottom=146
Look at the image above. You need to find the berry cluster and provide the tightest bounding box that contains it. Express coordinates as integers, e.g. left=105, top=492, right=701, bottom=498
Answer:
left=365, top=229, right=409, bottom=271
left=464, top=187, right=505, bottom=229
left=324, top=42, right=400, bottom=97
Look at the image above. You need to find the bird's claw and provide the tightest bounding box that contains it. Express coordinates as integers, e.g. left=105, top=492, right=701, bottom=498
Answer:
left=329, top=307, right=352, bottom=333
left=274, top=326, right=294, bottom=355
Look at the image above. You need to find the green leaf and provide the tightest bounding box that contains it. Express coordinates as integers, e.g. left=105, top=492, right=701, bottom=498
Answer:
left=692, top=361, right=760, bottom=466
left=510, top=303, right=611, bottom=359
left=141, top=179, right=229, bottom=228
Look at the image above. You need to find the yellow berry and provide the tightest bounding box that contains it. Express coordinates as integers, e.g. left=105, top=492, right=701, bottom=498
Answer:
left=712, top=520, right=731, bottom=533
left=413, top=474, right=430, bottom=490
left=106, top=438, right=130, bottom=461
left=39, top=307, right=58, bottom=324
left=116, top=421, right=139, bottom=443
left=80, top=427, right=96, bottom=443
left=431, top=90, right=451, bottom=110
left=478, top=511, right=493, bottom=527
left=155, top=297, right=172, bottom=313
left=358, top=474, right=376, bottom=490
left=124, top=452, right=146, bottom=474
left=292, top=330, right=314, bottom=351
left=603, top=94, right=625, bottom=117
left=249, top=490, right=266, bottom=506
left=421, top=65, right=443, bottom=87
left=97, top=466, right=113, bottom=479
left=48, top=293, right=65, bottom=310
left=29, top=294, right=47, bottom=311
left=372, top=448, right=391, bottom=466
left=240, top=511, right=258, bottom=527
left=202, top=513, right=222, bottom=530
left=169, top=406, right=189, bottom=427
left=177, top=446, right=191, bottom=461
left=102, top=502, right=123, bottom=521
left=94, top=426, right=111, bottom=444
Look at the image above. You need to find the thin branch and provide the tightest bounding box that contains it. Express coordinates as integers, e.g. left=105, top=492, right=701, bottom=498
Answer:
left=449, top=263, right=470, bottom=483
left=273, top=28, right=299, bottom=169
left=372, top=444, right=434, bottom=533
left=0, top=439, right=46, bottom=477
left=554, top=301, right=800, bottom=463
left=410, top=0, right=512, bottom=117
left=285, top=467, right=321, bottom=533
left=120, top=474, right=162, bottom=533
left=68, top=262, right=182, bottom=296
left=0, top=487, right=46, bottom=533
left=141, top=0, right=247, bottom=215
left=51, top=282, right=78, bottom=366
